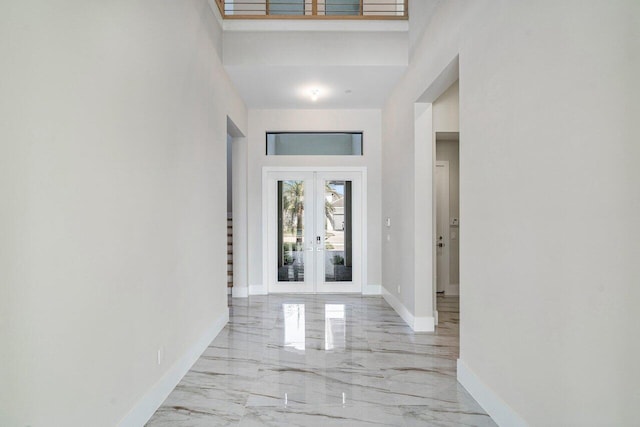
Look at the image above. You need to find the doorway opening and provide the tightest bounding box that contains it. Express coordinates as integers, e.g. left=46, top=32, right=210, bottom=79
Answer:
left=436, top=133, right=459, bottom=297
left=226, top=116, right=248, bottom=299
left=226, top=133, right=233, bottom=294
left=431, top=78, right=459, bottom=329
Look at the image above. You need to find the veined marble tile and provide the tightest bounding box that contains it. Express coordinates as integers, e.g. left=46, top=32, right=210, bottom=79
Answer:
left=384, top=376, right=479, bottom=407
left=182, top=365, right=258, bottom=395
left=246, top=366, right=399, bottom=408
left=260, top=346, right=377, bottom=372
left=368, top=340, right=459, bottom=360
left=145, top=384, right=247, bottom=427
left=146, top=294, right=494, bottom=426
left=400, top=404, right=497, bottom=427
left=191, top=354, right=259, bottom=379
left=239, top=404, right=407, bottom=427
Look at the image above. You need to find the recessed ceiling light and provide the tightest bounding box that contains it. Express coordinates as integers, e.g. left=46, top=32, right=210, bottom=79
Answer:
left=299, top=85, right=330, bottom=102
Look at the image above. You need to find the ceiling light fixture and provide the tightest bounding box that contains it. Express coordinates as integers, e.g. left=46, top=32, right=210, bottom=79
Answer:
left=310, top=89, right=320, bottom=102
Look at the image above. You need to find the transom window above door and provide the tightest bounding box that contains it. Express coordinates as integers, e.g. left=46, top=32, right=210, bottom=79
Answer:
left=266, top=132, right=363, bottom=156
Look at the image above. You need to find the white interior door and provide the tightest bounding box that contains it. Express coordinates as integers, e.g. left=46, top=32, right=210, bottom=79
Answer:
left=265, top=169, right=363, bottom=293
left=435, top=161, right=450, bottom=293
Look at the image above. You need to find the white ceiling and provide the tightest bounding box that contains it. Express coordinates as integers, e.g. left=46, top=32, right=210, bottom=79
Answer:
left=221, top=22, right=413, bottom=109
left=224, top=65, right=407, bottom=109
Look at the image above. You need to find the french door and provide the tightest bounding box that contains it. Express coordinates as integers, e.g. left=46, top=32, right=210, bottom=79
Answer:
left=264, top=169, right=364, bottom=293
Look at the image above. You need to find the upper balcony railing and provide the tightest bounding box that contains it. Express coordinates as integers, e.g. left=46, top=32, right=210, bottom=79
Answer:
left=215, top=0, right=408, bottom=20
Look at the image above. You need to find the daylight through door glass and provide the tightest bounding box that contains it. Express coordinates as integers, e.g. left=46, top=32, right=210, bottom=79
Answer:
left=278, top=180, right=305, bottom=282
left=324, top=180, right=352, bottom=282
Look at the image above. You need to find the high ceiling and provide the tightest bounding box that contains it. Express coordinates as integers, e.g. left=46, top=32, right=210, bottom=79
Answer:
left=220, top=19, right=419, bottom=109
left=224, top=65, right=407, bottom=109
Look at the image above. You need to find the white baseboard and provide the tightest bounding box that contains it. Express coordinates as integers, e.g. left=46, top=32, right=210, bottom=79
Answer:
left=414, top=315, right=435, bottom=331
left=381, top=287, right=413, bottom=326
left=362, top=284, right=382, bottom=295
left=381, top=287, right=435, bottom=332
left=457, top=359, right=528, bottom=427
left=232, top=286, right=248, bottom=298
left=445, top=283, right=459, bottom=296
left=118, top=310, right=229, bottom=427
left=249, top=284, right=267, bottom=295
left=246, top=284, right=381, bottom=296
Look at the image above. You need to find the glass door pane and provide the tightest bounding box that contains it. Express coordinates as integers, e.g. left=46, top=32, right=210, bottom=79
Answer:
left=278, top=180, right=306, bottom=282
left=324, top=180, right=352, bottom=282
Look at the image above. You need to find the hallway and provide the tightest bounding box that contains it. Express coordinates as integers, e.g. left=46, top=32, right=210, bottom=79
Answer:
left=147, top=295, right=495, bottom=426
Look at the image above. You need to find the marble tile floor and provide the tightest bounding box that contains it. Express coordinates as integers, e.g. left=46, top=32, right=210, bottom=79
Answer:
left=147, top=294, right=496, bottom=426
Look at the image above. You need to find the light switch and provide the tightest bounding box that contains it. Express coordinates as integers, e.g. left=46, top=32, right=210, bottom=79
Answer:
left=451, top=231, right=457, bottom=240
left=385, top=217, right=391, bottom=227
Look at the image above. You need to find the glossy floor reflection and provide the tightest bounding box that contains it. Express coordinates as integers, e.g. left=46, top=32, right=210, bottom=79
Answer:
left=147, top=295, right=496, bottom=426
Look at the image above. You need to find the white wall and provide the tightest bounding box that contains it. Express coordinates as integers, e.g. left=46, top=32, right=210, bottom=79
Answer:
left=0, top=1, right=247, bottom=426
left=245, top=109, right=382, bottom=294
left=224, top=31, right=408, bottom=67
left=382, top=0, right=639, bottom=425
left=408, top=0, right=443, bottom=59
left=433, top=81, right=459, bottom=133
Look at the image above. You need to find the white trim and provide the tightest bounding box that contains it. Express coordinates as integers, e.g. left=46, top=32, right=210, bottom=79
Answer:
left=360, top=169, right=368, bottom=293
left=413, top=102, right=437, bottom=332
left=223, top=20, right=408, bottom=33
left=414, top=316, right=435, bottom=331
left=118, top=310, right=229, bottom=427
left=457, top=359, right=528, bottom=427
left=249, top=284, right=267, bottom=295
left=261, top=168, right=270, bottom=296
left=232, top=286, right=248, bottom=298
left=382, top=286, right=412, bottom=325
left=262, top=166, right=368, bottom=173
left=362, top=284, right=382, bottom=295
left=382, top=287, right=435, bottom=332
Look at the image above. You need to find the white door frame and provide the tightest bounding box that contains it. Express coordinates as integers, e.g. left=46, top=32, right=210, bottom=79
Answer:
left=262, top=166, right=367, bottom=294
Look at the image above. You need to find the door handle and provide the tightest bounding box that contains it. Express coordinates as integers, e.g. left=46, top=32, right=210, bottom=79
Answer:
left=438, top=243, right=444, bottom=248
